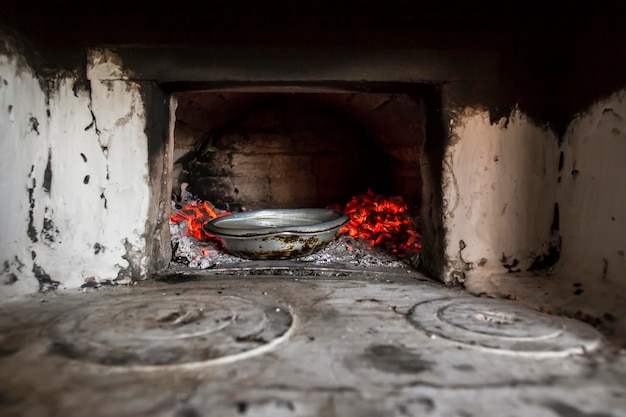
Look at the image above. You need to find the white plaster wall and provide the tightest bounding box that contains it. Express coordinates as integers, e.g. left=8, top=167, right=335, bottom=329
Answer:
left=0, top=42, right=152, bottom=299
left=557, top=90, right=626, bottom=289
left=0, top=46, right=48, bottom=296
left=442, top=107, right=559, bottom=283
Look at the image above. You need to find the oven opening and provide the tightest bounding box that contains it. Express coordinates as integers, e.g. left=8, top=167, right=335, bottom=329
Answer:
left=167, top=86, right=442, bottom=273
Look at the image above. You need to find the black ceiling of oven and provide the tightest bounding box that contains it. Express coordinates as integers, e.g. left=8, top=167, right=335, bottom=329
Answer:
left=0, top=1, right=600, bottom=49
left=2, top=0, right=625, bottom=135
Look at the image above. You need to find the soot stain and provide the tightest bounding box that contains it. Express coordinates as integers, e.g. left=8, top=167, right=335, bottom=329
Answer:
left=43, top=148, right=52, bottom=193
left=116, top=239, right=142, bottom=282
left=363, top=344, right=434, bottom=374
left=32, top=262, right=59, bottom=292
left=27, top=178, right=38, bottom=243
left=602, top=108, right=623, bottom=121
left=528, top=202, right=561, bottom=271
left=2, top=259, right=20, bottom=284
left=41, top=209, right=59, bottom=244
left=7, top=256, right=25, bottom=273
left=501, top=255, right=521, bottom=273
left=4, top=273, right=18, bottom=285
left=29, top=116, right=39, bottom=135
left=42, top=218, right=54, bottom=242
left=93, top=242, right=104, bottom=254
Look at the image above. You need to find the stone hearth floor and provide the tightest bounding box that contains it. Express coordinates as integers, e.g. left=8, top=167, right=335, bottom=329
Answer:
left=0, top=269, right=625, bottom=417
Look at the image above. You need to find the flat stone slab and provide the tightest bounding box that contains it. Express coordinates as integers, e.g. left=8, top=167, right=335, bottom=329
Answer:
left=0, top=272, right=624, bottom=417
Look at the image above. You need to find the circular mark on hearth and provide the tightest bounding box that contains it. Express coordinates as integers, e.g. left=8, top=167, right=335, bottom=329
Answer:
left=41, top=293, right=293, bottom=367
left=407, top=297, right=603, bottom=357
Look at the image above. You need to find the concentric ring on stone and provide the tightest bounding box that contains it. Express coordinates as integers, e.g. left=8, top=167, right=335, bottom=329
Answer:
left=41, top=292, right=293, bottom=366
left=407, top=297, right=603, bottom=357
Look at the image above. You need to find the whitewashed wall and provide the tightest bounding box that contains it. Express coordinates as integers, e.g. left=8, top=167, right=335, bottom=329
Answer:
left=0, top=42, right=49, bottom=296
left=557, top=90, right=626, bottom=290
left=442, top=107, right=560, bottom=284
left=0, top=40, right=153, bottom=298
left=3, top=33, right=624, bottom=298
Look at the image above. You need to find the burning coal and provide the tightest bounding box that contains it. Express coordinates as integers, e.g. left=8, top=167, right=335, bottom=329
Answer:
left=331, top=189, right=421, bottom=257
left=170, top=200, right=230, bottom=241
left=169, top=189, right=421, bottom=268
left=169, top=200, right=235, bottom=269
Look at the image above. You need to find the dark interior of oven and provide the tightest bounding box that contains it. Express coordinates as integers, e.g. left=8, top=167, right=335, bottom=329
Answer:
left=172, top=90, right=427, bottom=212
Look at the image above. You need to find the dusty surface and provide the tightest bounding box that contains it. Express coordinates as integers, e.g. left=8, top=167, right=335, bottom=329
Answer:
left=0, top=268, right=625, bottom=417
left=170, top=233, right=416, bottom=271
left=465, top=270, right=626, bottom=348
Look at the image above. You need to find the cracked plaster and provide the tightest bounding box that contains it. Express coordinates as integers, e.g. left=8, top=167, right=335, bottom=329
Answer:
left=0, top=42, right=153, bottom=298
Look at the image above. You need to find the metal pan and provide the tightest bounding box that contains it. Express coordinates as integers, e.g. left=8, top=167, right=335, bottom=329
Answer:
left=203, top=208, right=349, bottom=260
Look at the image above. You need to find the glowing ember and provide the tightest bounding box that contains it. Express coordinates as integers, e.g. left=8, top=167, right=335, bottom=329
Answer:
left=170, top=201, right=231, bottom=241
left=171, top=191, right=420, bottom=260
left=335, top=189, right=421, bottom=256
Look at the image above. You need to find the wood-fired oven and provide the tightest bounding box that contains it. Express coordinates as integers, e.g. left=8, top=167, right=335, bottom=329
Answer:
left=1, top=3, right=626, bottom=415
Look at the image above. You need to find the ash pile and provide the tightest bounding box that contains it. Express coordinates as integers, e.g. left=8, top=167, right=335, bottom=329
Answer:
left=170, top=225, right=420, bottom=271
